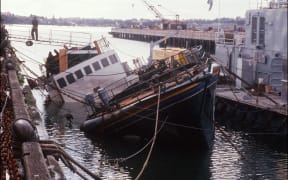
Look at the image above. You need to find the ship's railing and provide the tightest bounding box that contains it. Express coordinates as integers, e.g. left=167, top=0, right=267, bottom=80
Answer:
left=215, top=31, right=245, bottom=46
left=269, top=0, right=288, bottom=8
left=6, top=25, right=92, bottom=47
left=105, top=76, right=139, bottom=97
left=93, top=36, right=111, bottom=53
left=98, top=62, right=208, bottom=109
left=90, top=76, right=139, bottom=108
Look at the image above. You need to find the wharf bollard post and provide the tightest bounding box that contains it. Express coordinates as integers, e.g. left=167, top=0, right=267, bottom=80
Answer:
left=6, top=56, right=52, bottom=179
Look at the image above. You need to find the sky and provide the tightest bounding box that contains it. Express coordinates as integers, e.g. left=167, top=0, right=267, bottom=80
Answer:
left=1, top=0, right=266, bottom=20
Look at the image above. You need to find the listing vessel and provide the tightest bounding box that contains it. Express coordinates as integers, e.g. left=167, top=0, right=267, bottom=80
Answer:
left=79, top=45, right=220, bottom=148
left=44, top=34, right=219, bottom=148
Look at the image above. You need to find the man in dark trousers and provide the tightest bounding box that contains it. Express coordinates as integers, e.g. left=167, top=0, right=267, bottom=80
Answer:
left=1, top=17, right=9, bottom=57
left=31, top=16, right=38, bottom=40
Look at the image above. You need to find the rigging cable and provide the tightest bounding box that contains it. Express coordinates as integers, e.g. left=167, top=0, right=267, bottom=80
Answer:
left=107, top=41, right=138, bottom=58
left=10, top=51, right=88, bottom=103
left=14, top=49, right=44, bottom=65
left=211, top=56, right=280, bottom=106
left=59, top=89, right=88, bottom=105
left=40, top=142, right=101, bottom=180
left=21, top=62, right=41, bottom=78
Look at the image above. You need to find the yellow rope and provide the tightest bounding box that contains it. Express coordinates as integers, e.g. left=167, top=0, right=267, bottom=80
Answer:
left=135, top=85, right=161, bottom=180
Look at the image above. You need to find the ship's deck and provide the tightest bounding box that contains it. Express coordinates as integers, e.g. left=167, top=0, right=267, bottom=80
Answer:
left=216, top=86, right=287, bottom=116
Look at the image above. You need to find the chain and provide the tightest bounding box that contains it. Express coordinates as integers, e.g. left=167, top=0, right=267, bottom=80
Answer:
left=0, top=73, right=21, bottom=179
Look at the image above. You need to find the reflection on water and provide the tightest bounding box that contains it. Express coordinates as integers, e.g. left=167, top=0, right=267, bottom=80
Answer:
left=44, top=101, right=133, bottom=180
left=40, top=97, right=287, bottom=180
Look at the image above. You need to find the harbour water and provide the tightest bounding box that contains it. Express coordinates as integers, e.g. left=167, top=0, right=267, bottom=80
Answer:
left=7, top=25, right=287, bottom=180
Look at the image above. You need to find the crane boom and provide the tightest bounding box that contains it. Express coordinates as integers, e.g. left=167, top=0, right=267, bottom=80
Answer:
left=142, top=0, right=165, bottom=20
left=140, top=0, right=186, bottom=30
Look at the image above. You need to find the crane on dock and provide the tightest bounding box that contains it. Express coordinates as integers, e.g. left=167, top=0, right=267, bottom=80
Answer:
left=141, top=0, right=187, bottom=30
left=142, top=0, right=165, bottom=20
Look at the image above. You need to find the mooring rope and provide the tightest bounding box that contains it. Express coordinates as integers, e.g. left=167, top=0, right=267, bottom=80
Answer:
left=107, top=41, right=138, bottom=58
left=135, top=85, right=161, bottom=180
left=40, top=142, right=102, bottom=180
left=14, top=47, right=44, bottom=65
left=211, top=55, right=280, bottom=106
left=59, top=89, right=88, bottom=105
left=122, top=116, right=168, bottom=162
left=120, top=106, right=214, bottom=131
left=103, top=115, right=168, bottom=164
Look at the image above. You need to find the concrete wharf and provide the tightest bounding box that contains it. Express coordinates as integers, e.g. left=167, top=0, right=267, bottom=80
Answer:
left=216, top=87, right=287, bottom=116
left=215, top=86, right=287, bottom=136
left=0, top=44, right=101, bottom=179
left=1, top=49, right=51, bottom=179
left=110, top=28, right=216, bottom=54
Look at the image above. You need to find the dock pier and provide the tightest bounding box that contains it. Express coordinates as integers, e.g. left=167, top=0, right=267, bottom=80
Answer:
left=215, top=86, right=287, bottom=138
left=1, top=48, right=52, bottom=179
left=0, top=42, right=101, bottom=179
left=110, top=28, right=216, bottom=54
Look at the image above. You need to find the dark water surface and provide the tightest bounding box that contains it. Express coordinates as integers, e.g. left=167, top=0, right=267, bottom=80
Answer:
left=35, top=91, right=287, bottom=180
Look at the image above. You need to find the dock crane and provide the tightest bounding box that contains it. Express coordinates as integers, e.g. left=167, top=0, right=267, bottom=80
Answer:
left=142, top=0, right=165, bottom=20
left=141, top=0, right=186, bottom=30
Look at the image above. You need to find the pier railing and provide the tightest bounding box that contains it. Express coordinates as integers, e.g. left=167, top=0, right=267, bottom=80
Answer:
left=215, top=31, right=245, bottom=46
left=6, top=25, right=92, bottom=47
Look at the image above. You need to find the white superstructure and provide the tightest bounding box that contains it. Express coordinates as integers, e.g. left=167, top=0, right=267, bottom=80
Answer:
left=46, top=38, right=138, bottom=104
left=215, top=0, right=287, bottom=103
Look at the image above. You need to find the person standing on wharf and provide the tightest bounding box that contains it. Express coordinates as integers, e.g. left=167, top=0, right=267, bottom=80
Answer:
left=31, top=16, right=38, bottom=41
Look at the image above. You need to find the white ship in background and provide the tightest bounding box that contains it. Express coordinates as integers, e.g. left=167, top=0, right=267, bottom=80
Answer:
left=215, top=0, right=287, bottom=105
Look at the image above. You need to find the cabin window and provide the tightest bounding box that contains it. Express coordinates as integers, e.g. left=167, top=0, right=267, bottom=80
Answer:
left=251, top=16, right=257, bottom=44
left=66, top=74, right=76, bottom=84
left=92, top=61, right=101, bottom=71
left=259, top=17, right=265, bottom=45
left=101, top=58, right=109, bottom=67
left=84, top=65, right=92, bottom=75
left=75, top=69, right=84, bottom=79
left=109, top=54, right=118, bottom=64
left=57, top=78, right=67, bottom=88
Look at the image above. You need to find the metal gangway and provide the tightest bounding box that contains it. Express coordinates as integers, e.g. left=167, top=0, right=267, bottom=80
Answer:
left=6, top=25, right=92, bottom=47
